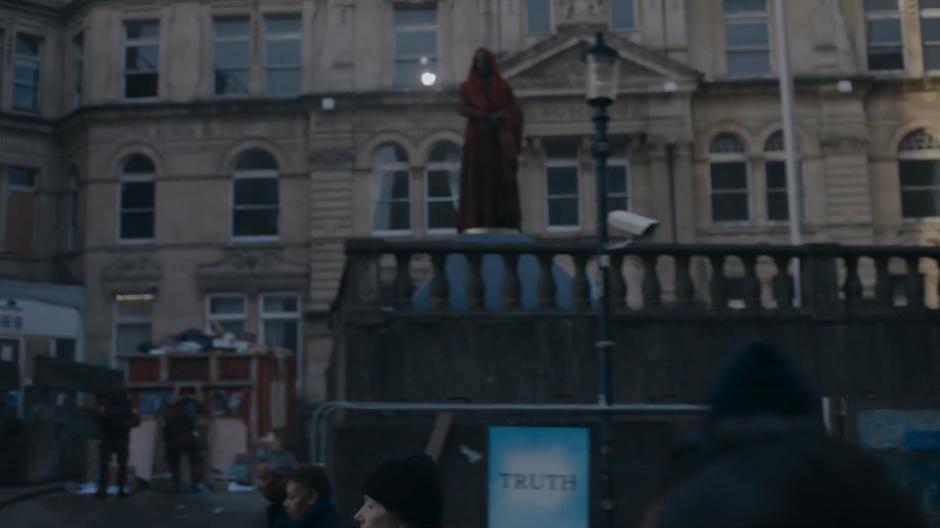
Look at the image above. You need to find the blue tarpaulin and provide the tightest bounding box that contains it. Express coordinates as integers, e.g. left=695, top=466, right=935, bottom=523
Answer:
left=412, top=233, right=592, bottom=310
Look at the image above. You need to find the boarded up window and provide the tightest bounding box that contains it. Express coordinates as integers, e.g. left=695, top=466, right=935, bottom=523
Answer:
left=6, top=167, right=37, bottom=255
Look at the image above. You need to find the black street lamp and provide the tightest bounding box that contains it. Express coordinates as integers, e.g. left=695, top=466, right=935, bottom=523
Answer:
left=584, top=31, right=620, bottom=528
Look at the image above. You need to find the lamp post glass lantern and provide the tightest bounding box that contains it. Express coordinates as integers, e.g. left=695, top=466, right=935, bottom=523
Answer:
left=584, top=31, right=620, bottom=528
left=585, top=32, right=620, bottom=104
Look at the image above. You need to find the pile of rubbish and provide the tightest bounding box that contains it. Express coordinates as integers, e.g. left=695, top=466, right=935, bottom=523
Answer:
left=136, top=327, right=270, bottom=356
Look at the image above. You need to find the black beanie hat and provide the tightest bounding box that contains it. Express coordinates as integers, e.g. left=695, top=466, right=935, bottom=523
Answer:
left=362, top=454, right=443, bottom=528
left=707, top=342, right=816, bottom=425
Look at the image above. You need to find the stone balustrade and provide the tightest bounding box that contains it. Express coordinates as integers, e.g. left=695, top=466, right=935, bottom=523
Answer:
left=341, top=238, right=940, bottom=313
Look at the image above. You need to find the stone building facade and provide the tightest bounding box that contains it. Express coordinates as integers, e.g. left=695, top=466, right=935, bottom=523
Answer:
left=1, top=0, right=939, bottom=404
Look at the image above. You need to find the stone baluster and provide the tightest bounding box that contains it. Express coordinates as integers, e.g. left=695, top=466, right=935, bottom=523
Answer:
left=571, top=254, right=590, bottom=309
left=430, top=253, right=450, bottom=309
left=642, top=255, right=662, bottom=308
left=394, top=252, right=414, bottom=308
left=874, top=256, right=892, bottom=307
left=709, top=255, right=727, bottom=309
left=537, top=254, right=557, bottom=309
left=609, top=254, right=627, bottom=310
left=466, top=252, right=485, bottom=309
left=772, top=255, right=794, bottom=309
left=801, top=244, right=841, bottom=311
left=502, top=253, right=521, bottom=309
left=351, top=253, right=381, bottom=307
left=843, top=255, right=863, bottom=307
left=742, top=255, right=761, bottom=310
left=674, top=254, right=695, bottom=307
left=904, top=255, right=925, bottom=310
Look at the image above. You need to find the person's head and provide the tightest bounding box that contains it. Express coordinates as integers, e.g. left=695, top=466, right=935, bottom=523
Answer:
left=473, top=48, right=491, bottom=78
left=255, top=449, right=298, bottom=503
left=283, top=464, right=333, bottom=519
left=354, top=454, right=442, bottom=528
left=706, top=341, right=819, bottom=435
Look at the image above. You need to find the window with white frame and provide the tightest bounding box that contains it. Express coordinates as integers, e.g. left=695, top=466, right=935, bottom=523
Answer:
left=67, top=165, right=79, bottom=252
left=372, top=143, right=411, bottom=233
left=213, top=16, right=251, bottom=96
left=394, top=5, right=438, bottom=87
left=124, top=20, right=160, bottom=99
left=260, top=294, right=300, bottom=354
left=922, top=0, right=940, bottom=71
left=899, top=128, right=940, bottom=218
left=232, top=149, right=280, bottom=238
left=606, top=141, right=631, bottom=213
left=205, top=294, right=247, bottom=335
left=72, top=32, right=84, bottom=107
left=763, top=131, right=805, bottom=223
left=14, top=33, right=42, bottom=113
left=723, top=0, right=770, bottom=75
left=6, top=167, right=38, bottom=255
left=526, top=0, right=552, bottom=35
left=545, top=141, right=581, bottom=229
left=709, top=133, right=751, bottom=223
left=119, top=155, right=155, bottom=241
left=611, top=0, right=636, bottom=30
left=864, top=0, right=904, bottom=71
left=113, top=293, right=153, bottom=357
left=264, top=14, right=302, bottom=96
left=426, top=141, right=461, bottom=232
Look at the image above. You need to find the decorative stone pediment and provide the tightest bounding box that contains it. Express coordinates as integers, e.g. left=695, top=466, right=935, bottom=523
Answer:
left=501, top=25, right=701, bottom=96
left=195, top=250, right=308, bottom=294
left=100, top=255, right=162, bottom=296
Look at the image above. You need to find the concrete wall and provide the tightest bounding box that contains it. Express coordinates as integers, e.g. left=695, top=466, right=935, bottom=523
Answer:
left=333, top=311, right=940, bottom=406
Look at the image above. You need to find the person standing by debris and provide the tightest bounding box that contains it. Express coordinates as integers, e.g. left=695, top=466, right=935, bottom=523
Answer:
left=283, top=464, right=340, bottom=528
left=256, top=449, right=299, bottom=528
left=95, top=383, right=139, bottom=500
left=354, top=454, right=443, bottom=528
left=162, top=396, right=205, bottom=493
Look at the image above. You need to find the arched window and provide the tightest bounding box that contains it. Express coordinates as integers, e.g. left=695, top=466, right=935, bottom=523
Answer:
left=119, top=155, right=155, bottom=241
left=607, top=141, right=631, bottom=213
left=232, top=148, right=279, bottom=238
left=899, top=128, right=940, bottom=219
left=709, top=132, right=750, bottom=222
left=372, top=143, right=411, bottom=233
left=763, top=130, right=804, bottom=223
left=67, top=165, right=80, bottom=251
left=426, top=141, right=461, bottom=232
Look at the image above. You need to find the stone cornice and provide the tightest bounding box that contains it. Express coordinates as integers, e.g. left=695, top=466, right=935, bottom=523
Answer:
left=0, top=0, right=64, bottom=18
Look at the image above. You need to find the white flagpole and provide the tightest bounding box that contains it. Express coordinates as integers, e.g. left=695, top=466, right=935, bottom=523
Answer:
left=774, top=0, right=803, bottom=307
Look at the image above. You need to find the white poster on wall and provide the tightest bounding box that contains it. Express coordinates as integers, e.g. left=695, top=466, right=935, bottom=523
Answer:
left=488, top=426, right=590, bottom=528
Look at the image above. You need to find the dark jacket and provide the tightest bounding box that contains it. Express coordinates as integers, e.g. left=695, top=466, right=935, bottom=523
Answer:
left=287, top=499, right=340, bottom=528
left=97, top=393, right=138, bottom=442
left=267, top=502, right=290, bottom=528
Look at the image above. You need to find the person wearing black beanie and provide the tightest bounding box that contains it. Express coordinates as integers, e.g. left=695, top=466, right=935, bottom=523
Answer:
left=354, top=454, right=443, bottom=528
left=644, top=342, right=928, bottom=528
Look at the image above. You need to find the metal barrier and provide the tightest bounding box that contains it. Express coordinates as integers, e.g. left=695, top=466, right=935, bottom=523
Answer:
left=309, top=400, right=707, bottom=465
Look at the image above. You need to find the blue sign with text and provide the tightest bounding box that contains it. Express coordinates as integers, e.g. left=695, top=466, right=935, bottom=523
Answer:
left=488, top=426, right=590, bottom=528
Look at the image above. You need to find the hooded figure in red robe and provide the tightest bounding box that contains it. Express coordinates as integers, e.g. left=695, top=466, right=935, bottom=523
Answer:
left=457, top=48, right=524, bottom=232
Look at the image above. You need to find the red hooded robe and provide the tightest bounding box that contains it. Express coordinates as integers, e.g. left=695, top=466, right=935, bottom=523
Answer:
left=457, top=48, right=523, bottom=232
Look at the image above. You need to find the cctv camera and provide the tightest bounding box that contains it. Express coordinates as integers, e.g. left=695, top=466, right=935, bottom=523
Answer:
left=608, top=210, right=658, bottom=238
